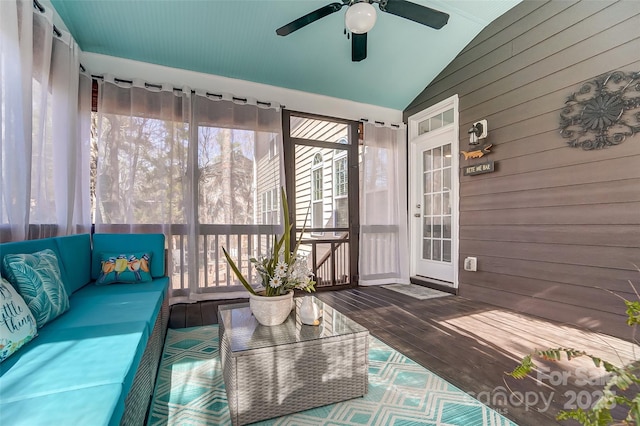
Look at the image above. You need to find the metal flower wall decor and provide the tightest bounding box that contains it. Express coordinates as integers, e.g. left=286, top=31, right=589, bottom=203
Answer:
left=559, top=71, right=640, bottom=150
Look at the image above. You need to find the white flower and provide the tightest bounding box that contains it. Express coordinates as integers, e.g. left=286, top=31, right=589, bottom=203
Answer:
left=275, top=261, right=288, bottom=276
left=269, top=276, right=283, bottom=288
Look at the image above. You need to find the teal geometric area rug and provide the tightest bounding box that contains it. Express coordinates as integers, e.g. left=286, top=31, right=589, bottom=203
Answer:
left=147, top=326, right=516, bottom=426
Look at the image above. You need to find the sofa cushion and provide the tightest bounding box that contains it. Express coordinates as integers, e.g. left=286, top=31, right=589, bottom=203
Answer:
left=2, top=249, right=70, bottom=328
left=0, top=278, right=38, bottom=363
left=47, top=281, right=166, bottom=336
left=92, top=234, right=165, bottom=280
left=54, top=234, right=92, bottom=294
left=0, top=321, right=148, bottom=403
left=96, top=252, right=153, bottom=285
left=0, top=238, right=60, bottom=281
left=0, top=383, right=123, bottom=426
left=0, top=235, right=92, bottom=297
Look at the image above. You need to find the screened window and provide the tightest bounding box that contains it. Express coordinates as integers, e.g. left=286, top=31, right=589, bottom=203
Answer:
left=312, top=153, right=323, bottom=231
left=261, top=188, right=278, bottom=224
left=334, top=154, right=348, bottom=232
left=334, top=156, right=348, bottom=197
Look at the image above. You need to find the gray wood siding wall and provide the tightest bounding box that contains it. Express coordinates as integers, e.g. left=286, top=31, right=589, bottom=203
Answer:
left=404, top=0, right=640, bottom=339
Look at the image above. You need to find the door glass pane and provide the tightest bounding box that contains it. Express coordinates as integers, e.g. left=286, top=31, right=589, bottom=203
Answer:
left=443, top=168, right=451, bottom=191
left=424, top=194, right=432, bottom=215
left=423, top=216, right=432, bottom=238
left=432, top=239, right=442, bottom=261
left=443, top=191, right=451, bottom=215
left=433, top=193, right=442, bottom=216
left=421, top=144, right=453, bottom=265
left=443, top=144, right=451, bottom=167
left=423, top=171, right=432, bottom=193
left=422, top=151, right=432, bottom=170
left=433, top=170, right=442, bottom=192
left=443, top=216, right=451, bottom=238
left=443, top=240, right=451, bottom=262
left=433, top=146, right=442, bottom=169
left=433, top=216, right=442, bottom=238
left=423, top=238, right=432, bottom=260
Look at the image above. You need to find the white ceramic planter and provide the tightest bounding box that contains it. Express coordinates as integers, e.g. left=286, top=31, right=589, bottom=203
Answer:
left=249, top=291, right=294, bottom=326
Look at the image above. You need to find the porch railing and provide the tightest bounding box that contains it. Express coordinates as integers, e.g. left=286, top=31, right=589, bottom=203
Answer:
left=4, top=223, right=358, bottom=292
left=168, top=224, right=279, bottom=295
left=359, top=224, right=400, bottom=282
left=309, top=233, right=350, bottom=287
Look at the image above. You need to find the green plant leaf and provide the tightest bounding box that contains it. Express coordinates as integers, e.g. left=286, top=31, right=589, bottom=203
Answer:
left=292, top=201, right=311, bottom=259
left=507, top=354, right=534, bottom=379
left=222, top=246, right=257, bottom=295
left=625, top=300, right=640, bottom=326
left=557, top=407, right=613, bottom=426
left=281, top=187, right=291, bottom=264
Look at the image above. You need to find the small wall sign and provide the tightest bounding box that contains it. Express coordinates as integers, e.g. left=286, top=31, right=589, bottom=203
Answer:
left=463, top=160, right=495, bottom=176
left=460, top=143, right=492, bottom=160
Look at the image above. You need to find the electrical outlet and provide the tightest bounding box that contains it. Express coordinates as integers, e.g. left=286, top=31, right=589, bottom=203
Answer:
left=464, top=257, right=477, bottom=272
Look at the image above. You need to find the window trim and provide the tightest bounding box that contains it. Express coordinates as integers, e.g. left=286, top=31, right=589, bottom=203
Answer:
left=311, top=153, right=324, bottom=235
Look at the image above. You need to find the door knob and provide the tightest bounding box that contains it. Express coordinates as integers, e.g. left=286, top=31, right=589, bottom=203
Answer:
left=416, top=204, right=421, bottom=208
left=414, top=213, right=421, bottom=217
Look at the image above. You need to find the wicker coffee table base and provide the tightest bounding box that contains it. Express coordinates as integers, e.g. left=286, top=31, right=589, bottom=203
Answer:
left=219, top=318, right=369, bottom=425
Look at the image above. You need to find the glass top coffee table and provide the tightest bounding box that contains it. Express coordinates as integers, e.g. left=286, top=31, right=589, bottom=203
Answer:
left=218, top=296, right=369, bottom=426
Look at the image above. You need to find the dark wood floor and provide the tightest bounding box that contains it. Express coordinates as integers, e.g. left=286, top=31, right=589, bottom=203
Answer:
left=170, top=286, right=637, bottom=426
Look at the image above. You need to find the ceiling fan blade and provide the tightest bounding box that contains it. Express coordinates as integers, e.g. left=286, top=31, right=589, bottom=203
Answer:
left=352, top=32, right=367, bottom=62
left=276, top=2, right=345, bottom=36
left=381, top=0, right=449, bottom=29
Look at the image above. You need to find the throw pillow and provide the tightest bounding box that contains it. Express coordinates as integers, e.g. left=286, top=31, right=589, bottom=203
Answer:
left=2, top=249, right=70, bottom=329
left=96, top=252, right=152, bottom=285
left=0, top=278, right=38, bottom=363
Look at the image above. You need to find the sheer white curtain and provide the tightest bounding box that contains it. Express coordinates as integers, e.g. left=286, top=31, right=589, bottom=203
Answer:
left=0, top=0, right=90, bottom=242
left=359, top=123, right=410, bottom=285
left=95, top=80, right=283, bottom=302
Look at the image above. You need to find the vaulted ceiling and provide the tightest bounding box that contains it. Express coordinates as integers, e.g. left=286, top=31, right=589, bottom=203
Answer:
left=50, top=0, right=520, bottom=110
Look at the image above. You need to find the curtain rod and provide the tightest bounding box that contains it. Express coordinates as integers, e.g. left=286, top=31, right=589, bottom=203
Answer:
left=360, top=118, right=403, bottom=129
left=33, top=0, right=61, bottom=37
left=90, top=74, right=282, bottom=109
left=33, top=0, right=86, bottom=73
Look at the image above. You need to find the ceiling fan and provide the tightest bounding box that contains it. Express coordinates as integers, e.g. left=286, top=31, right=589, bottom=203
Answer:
left=275, top=0, right=449, bottom=62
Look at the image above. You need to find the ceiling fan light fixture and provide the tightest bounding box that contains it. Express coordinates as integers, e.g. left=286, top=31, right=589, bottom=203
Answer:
left=345, top=2, right=377, bottom=34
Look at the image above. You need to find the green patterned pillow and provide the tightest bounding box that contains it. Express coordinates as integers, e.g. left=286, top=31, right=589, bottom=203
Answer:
left=3, top=249, right=70, bottom=328
left=0, top=278, right=38, bottom=362
left=96, top=252, right=152, bottom=285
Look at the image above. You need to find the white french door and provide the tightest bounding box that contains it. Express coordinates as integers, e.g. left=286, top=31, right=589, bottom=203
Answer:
left=408, top=96, right=459, bottom=287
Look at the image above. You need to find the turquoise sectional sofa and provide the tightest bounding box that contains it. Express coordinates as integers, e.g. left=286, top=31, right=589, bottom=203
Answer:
left=0, top=233, right=169, bottom=425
